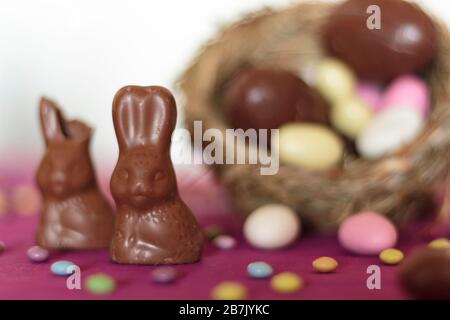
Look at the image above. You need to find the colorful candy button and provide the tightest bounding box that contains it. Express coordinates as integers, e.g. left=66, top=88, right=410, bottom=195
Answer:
left=213, top=235, right=237, bottom=250
left=312, top=257, right=338, bottom=273
left=211, top=281, right=248, bottom=300
left=271, top=272, right=304, bottom=294
left=152, top=267, right=178, bottom=284
left=85, top=273, right=116, bottom=295
left=247, top=261, right=273, bottom=279
left=27, top=246, right=49, bottom=262
left=50, top=260, right=75, bottom=276
left=428, top=238, right=450, bottom=250
left=379, top=248, right=404, bottom=265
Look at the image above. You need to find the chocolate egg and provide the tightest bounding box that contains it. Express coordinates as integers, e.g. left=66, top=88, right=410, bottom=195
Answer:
left=400, top=248, right=450, bottom=300
left=323, top=0, right=437, bottom=81
left=224, top=68, right=329, bottom=131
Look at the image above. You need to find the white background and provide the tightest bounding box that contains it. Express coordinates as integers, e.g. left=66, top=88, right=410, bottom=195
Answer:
left=0, top=0, right=448, bottom=166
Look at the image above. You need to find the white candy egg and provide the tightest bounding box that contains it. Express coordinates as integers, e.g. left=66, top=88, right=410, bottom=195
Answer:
left=357, top=106, right=424, bottom=159
left=244, top=204, right=301, bottom=250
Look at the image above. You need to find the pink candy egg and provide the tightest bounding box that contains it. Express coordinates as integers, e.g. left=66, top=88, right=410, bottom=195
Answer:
left=356, top=81, right=382, bottom=112
left=378, top=75, right=430, bottom=116
left=338, top=211, right=398, bottom=255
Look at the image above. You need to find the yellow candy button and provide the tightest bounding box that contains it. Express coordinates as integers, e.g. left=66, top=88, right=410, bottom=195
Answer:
left=379, top=248, right=404, bottom=265
left=271, top=272, right=304, bottom=294
left=211, top=281, right=247, bottom=300
left=428, top=238, right=450, bottom=250
left=312, top=257, right=338, bottom=273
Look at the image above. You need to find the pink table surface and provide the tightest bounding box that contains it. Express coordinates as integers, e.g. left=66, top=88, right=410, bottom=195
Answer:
left=0, top=161, right=437, bottom=300
left=1, top=211, right=434, bottom=300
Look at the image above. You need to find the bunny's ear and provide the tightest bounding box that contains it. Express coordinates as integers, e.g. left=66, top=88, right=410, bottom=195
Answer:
left=112, top=86, right=177, bottom=151
left=39, top=97, right=67, bottom=145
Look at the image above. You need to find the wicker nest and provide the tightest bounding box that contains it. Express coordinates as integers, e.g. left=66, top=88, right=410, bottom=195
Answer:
left=179, top=1, right=450, bottom=231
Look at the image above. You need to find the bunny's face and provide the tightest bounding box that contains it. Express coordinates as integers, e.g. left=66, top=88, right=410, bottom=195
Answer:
left=111, top=86, right=179, bottom=210
left=37, top=143, right=95, bottom=198
left=111, top=147, right=177, bottom=209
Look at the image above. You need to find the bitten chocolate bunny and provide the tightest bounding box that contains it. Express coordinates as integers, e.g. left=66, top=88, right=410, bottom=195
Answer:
left=36, top=98, right=115, bottom=249
left=110, top=85, right=203, bottom=265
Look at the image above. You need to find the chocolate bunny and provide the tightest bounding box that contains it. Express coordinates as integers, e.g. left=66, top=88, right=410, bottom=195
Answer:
left=36, top=98, right=115, bottom=249
left=110, top=86, right=203, bottom=264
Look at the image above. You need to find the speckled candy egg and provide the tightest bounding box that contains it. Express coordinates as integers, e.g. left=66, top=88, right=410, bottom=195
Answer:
left=378, top=75, right=430, bottom=116
left=224, top=68, right=329, bottom=131
left=323, top=0, right=437, bottom=81
left=357, top=106, right=424, bottom=159
left=276, top=123, right=344, bottom=170
left=338, top=211, right=398, bottom=255
left=244, top=204, right=300, bottom=250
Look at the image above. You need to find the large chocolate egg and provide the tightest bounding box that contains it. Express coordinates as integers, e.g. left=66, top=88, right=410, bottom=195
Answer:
left=224, top=68, right=329, bottom=131
left=323, top=0, right=437, bottom=81
left=399, top=248, right=450, bottom=300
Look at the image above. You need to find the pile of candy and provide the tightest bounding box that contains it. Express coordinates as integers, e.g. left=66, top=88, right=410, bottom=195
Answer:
left=315, top=59, right=429, bottom=160
left=232, top=56, right=432, bottom=172
left=223, top=0, right=436, bottom=171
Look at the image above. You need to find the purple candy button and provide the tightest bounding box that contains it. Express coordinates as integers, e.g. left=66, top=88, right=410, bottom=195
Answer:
left=27, top=246, right=50, bottom=262
left=152, top=267, right=178, bottom=284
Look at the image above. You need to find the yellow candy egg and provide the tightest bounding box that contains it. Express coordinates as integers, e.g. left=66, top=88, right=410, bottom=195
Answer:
left=332, top=96, right=373, bottom=139
left=276, top=123, right=344, bottom=170
left=428, top=238, right=450, bottom=250
left=211, top=281, right=248, bottom=300
left=315, top=58, right=356, bottom=103
left=379, top=248, right=404, bottom=265
left=271, top=272, right=304, bottom=294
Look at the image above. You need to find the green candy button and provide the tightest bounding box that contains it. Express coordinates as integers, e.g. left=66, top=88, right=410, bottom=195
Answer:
left=85, top=273, right=116, bottom=295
